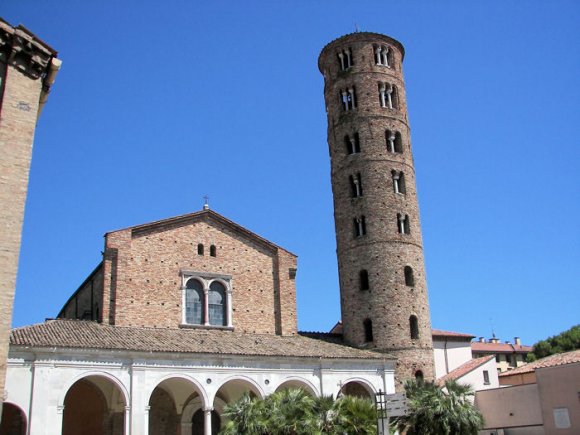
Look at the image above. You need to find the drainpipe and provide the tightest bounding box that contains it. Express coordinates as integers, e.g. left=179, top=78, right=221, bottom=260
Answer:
left=27, top=358, right=36, bottom=435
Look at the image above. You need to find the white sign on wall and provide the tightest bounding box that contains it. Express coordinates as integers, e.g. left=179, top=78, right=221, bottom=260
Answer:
left=553, top=407, right=571, bottom=429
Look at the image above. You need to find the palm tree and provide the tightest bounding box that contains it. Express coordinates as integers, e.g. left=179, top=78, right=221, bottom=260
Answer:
left=219, top=388, right=378, bottom=435
left=393, top=379, right=484, bottom=435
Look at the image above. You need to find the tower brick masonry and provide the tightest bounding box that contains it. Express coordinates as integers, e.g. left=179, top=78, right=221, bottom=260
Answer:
left=319, top=32, right=434, bottom=387
left=0, top=19, right=60, bottom=412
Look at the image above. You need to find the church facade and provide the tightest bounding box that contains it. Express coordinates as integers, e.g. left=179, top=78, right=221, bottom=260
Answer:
left=2, top=32, right=435, bottom=435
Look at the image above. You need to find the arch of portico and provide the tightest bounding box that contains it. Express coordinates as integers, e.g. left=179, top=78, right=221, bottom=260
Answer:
left=61, top=373, right=128, bottom=435
left=339, top=377, right=376, bottom=399
left=274, top=377, right=319, bottom=396
left=0, top=402, right=27, bottom=435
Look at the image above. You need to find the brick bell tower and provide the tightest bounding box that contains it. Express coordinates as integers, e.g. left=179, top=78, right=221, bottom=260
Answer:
left=318, top=32, right=434, bottom=386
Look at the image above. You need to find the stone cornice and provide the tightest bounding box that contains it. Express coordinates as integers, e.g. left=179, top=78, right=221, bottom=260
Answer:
left=0, top=18, right=57, bottom=80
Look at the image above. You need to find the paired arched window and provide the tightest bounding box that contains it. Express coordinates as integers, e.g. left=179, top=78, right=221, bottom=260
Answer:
left=404, top=266, right=415, bottom=287
left=410, top=315, right=419, bottom=339
left=350, top=173, right=363, bottom=198
left=378, top=82, right=398, bottom=109
left=185, top=279, right=204, bottom=324
left=392, top=171, right=406, bottom=194
left=363, top=319, right=373, bottom=342
left=359, top=270, right=369, bottom=291
left=397, top=214, right=410, bottom=234
left=386, top=130, right=403, bottom=154
left=374, top=44, right=392, bottom=67
left=345, top=133, right=361, bottom=154
left=354, top=216, right=367, bottom=237
left=340, top=87, right=356, bottom=111
left=184, top=276, right=230, bottom=327
left=337, top=48, right=353, bottom=70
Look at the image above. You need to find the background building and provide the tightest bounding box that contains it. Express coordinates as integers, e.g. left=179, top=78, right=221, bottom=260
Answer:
left=0, top=18, right=60, bottom=418
left=472, top=336, right=533, bottom=373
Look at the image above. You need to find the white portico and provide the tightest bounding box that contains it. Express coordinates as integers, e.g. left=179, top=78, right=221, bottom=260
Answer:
left=5, top=319, right=395, bottom=435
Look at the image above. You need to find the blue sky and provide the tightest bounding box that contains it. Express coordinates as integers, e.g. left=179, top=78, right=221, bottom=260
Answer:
left=4, top=1, right=579, bottom=346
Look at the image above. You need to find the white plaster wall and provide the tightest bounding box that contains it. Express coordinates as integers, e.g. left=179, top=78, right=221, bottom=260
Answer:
left=6, top=348, right=395, bottom=435
left=433, top=339, right=473, bottom=379
left=456, top=358, right=499, bottom=393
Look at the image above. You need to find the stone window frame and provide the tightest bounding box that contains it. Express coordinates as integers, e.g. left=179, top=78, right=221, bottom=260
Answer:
left=378, top=82, right=398, bottom=109
left=339, top=87, right=356, bottom=111
left=180, top=270, right=233, bottom=329
left=373, top=44, right=392, bottom=68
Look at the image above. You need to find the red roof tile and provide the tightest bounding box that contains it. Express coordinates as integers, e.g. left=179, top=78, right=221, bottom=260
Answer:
left=498, top=350, right=580, bottom=377
left=471, top=342, right=533, bottom=354
left=432, top=329, right=475, bottom=339
left=10, top=319, right=387, bottom=360
left=436, top=355, right=495, bottom=386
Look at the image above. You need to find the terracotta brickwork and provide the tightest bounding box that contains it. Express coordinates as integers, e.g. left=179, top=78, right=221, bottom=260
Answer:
left=0, top=20, right=59, bottom=410
left=319, top=32, right=434, bottom=387
left=61, top=210, right=298, bottom=335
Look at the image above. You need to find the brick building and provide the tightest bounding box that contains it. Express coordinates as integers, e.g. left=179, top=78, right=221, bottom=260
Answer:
left=1, top=31, right=438, bottom=435
left=0, top=18, right=60, bottom=421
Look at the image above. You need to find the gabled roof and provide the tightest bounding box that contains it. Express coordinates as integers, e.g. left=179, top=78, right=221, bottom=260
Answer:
left=10, top=319, right=386, bottom=360
left=107, top=208, right=296, bottom=256
left=498, top=350, right=580, bottom=377
left=471, top=342, right=533, bottom=354
left=436, top=355, right=495, bottom=386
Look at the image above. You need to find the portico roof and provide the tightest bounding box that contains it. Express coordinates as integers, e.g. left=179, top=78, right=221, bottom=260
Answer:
left=11, top=319, right=388, bottom=361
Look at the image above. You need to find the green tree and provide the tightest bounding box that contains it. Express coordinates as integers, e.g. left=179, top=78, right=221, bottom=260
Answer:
left=530, top=324, right=580, bottom=360
left=393, top=379, right=483, bottom=435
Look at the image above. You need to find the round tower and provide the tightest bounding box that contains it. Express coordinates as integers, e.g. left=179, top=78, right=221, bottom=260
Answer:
left=318, top=32, right=434, bottom=386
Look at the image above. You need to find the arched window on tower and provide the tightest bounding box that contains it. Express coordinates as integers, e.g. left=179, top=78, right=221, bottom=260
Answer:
left=354, top=216, right=366, bottom=237
left=197, top=244, right=204, bottom=255
left=363, top=319, right=374, bottom=342
left=210, top=245, right=217, bottom=257
left=340, top=87, right=356, bottom=111
left=404, top=266, right=415, bottom=287
left=374, top=44, right=392, bottom=67
left=350, top=173, right=363, bottom=197
left=410, top=315, right=419, bottom=339
left=359, top=269, right=369, bottom=291
left=391, top=171, right=406, bottom=194
left=185, top=279, right=204, bottom=325
left=208, top=281, right=226, bottom=326
left=345, top=133, right=361, bottom=154
left=397, top=214, right=410, bottom=234
left=337, top=48, right=353, bottom=70
left=386, top=131, right=403, bottom=154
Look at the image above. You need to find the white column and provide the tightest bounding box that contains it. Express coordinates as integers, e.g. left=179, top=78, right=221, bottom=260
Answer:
left=379, top=84, right=386, bottom=107
left=345, top=49, right=352, bottom=68
left=348, top=88, right=355, bottom=109
left=388, top=134, right=395, bottom=153
left=383, top=46, right=390, bottom=67
left=386, top=85, right=393, bottom=109
left=375, top=47, right=382, bottom=65
left=203, top=284, right=210, bottom=326
left=143, top=406, right=150, bottom=435
left=341, top=91, right=348, bottom=111
left=349, top=137, right=356, bottom=153
left=204, top=407, right=213, bottom=435
left=124, top=406, right=131, bottom=435
left=226, top=290, right=233, bottom=327
left=398, top=215, right=404, bottom=234
left=338, top=52, right=345, bottom=70
left=392, top=173, right=400, bottom=194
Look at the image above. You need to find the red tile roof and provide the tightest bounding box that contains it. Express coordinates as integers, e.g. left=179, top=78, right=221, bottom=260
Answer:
left=471, top=342, right=533, bottom=354
left=10, top=319, right=387, bottom=360
left=436, top=355, right=495, bottom=386
left=498, top=350, right=580, bottom=377
left=432, top=329, right=475, bottom=340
